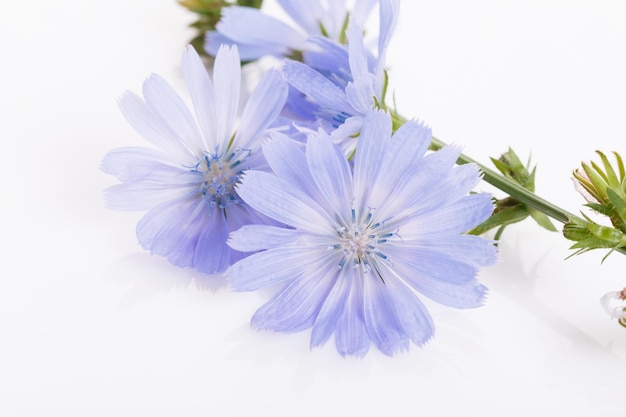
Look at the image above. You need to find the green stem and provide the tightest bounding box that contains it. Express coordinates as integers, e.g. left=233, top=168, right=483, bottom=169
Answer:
left=391, top=110, right=626, bottom=257
left=444, top=136, right=626, bottom=257
left=429, top=136, right=577, bottom=224
left=389, top=110, right=578, bottom=225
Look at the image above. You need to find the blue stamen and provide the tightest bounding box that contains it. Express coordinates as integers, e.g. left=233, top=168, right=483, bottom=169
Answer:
left=338, top=256, right=347, bottom=270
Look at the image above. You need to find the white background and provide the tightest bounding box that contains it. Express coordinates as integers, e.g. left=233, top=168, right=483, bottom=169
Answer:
left=2, top=0, right=626, bottom=415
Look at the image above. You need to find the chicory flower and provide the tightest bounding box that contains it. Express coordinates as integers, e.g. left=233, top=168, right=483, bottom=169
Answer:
left=101, top=45, right=288, bottom=273
left=226, top=110, right=497, bottom=356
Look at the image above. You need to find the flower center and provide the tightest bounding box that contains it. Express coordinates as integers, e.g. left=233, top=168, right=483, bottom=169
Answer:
left=331, top=208, right=397, bottom=273
left=191, top=147, right=251, bottom=208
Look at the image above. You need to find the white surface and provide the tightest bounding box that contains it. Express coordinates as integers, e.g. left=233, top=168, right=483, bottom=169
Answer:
left=2, top=0, right=626, bottom=415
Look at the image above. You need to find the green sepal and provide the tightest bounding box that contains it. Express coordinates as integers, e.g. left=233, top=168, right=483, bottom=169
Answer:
left=585, top=202, right=613, bottom=217
left=597, top=151, right=620, bottom=186
left=490, top=157, right=511, bottom=177
left=469, top=204, right=528, bottom=236
left=563, top=214, right=626, bottom=261
left=476, top=148, right=553, bottom=238
left=528, top=208, right=557, bottom=232
left=606, top=188, right=626, bottom=231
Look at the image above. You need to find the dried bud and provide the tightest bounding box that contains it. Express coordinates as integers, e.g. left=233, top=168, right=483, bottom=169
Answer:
left=600, top=288, right=626, bottom=328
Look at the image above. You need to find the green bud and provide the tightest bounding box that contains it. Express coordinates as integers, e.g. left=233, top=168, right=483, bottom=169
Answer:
left=573, top=151, right=626, bottom=233
left=563, top=214, right=626, bottom=262
left=471, top=148, right=556, bottom=238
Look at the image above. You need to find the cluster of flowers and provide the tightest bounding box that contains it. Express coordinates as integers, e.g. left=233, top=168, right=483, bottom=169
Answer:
left=104, top=0, right=626, bottom=355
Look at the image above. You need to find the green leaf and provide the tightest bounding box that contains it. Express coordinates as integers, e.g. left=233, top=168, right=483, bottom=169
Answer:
left=585, top=202, right=613, bottom=217
left=489, top=157, right=511, bottom=177
left=607, top=188, right=626, bottom=225
left=505, top=147, right=525, bottom=176
left=528, top=208, right=557, bottom=231
left=469, top=204, right=528, bottom=236
left=597, top=151, right=620, bottom=187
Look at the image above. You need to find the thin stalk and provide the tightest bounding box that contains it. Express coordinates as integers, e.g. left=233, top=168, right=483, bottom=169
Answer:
left=390, top=110, right=579, bottom=225
left=429, top=136, right=577, bottom=224
left=430, top=137, right=626, bottom=257
left=391, top=110, right=626, bottom=256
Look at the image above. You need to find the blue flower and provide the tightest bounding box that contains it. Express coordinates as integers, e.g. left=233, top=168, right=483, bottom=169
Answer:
left=205, top=0, right=378, bottom=61
left=101, top=45, right=288, bottom=273
left=226, top=110, right=497, bottom=356
left=281, top=0, right=399, bottom=155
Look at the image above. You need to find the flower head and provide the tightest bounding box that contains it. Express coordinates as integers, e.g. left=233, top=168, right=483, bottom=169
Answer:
left=226, top=110, right=497, bottom=356
left=281, top=0, right=399, bottom=155
left=205, top=0, right=378, bottom=61
left=101, top=45, right=288, bottom=273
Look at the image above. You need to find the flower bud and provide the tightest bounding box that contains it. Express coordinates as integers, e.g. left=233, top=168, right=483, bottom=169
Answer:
left=572, top=151, right=626, bottom=233
left=600, top=288, right=626, bottom=328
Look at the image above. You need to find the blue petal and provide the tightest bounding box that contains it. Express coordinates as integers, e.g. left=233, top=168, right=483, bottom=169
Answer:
left=374, top=0, right=400, bottom=93
left=302, top=36, right=350, bottom=74
left=400, top=161, right=486, bottom=216
left=263, top=134, right=341, bottom=218
left=226, top=246, right=329, bottom=291
left=263, top=134, right=317, bottom=195
left=345, top=76, right=375, bottom=114
left=224, top=203, right=279, bottom=265
left=104, top=182, right=194, bottom=211
left=228, top=224, right=302, bottom=252
left=410, top=235, right=498, bottom=268
left=383, top=161, right=489, bottom=232
left=101, top=147, right=196, bottom=184
left=309, top=266, right=351, bottom=349
left=380, top=266, right=435, bottom=347
left=236, top=170, right=335, bottom=233
left=102, top=147, right=200, bottom=210
left=305, top=132, right=353, bottom=225
left=276, top=0, right=325, bottom=36
left=281, top=86, right=320, bottom=123
left=398, top=149, right=483, bottom=217
left=216, top=7, right=306, bottom=50
left=101, top=146, right=168, bottom=179
left=332, top=268, right=371, bottom=357
left=142, top=74, right=204, bottom=157
left=250, top=260, right=337, bottom=333
left=282, top=60, right=352, bottom=112
left=205, top=31, right=288, bottom=61
left=363, top=272, right=409, bottom=356
left=346, top=22, right=370, bottom=85
left=384, top=244, right=480, bottom=285
left=365, top=118, right=431, bottom=217
left=351, top=0, right=378, bottom=28
left=192, top=208, right=231, bottom=273
left=212, top=44, right=241, bottom=148
left=235, top=68, right=288, bottom=149
left=136, top=196, right=210, bottom=269
left=353, top=110, right=391, bottom=207
left=181, top=45, right=217, bottom=151
left=401, top=193, right=494, bottom=236
left=117, top=92, right=193, bottom=162
left=416, top=279, right=488, bottom=309
left=390, top=255, right=489, bottom=308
